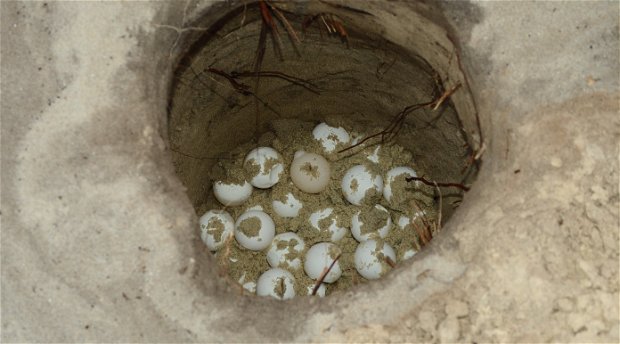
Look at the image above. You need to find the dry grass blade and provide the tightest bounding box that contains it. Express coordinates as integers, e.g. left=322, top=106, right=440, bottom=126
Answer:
left=312, top=254, right=341, bottom=295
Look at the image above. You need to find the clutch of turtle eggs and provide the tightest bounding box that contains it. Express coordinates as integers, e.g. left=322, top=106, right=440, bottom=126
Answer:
left=200, top=122, right=422, bottom=300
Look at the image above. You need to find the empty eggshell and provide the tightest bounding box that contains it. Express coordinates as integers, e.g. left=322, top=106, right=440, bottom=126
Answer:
left=304, top=242, right=342, bottom=283
left=238, top=273, right=257, bottom=293
left=272, top=192, right=303, bottom=218
left=354, top=239, right=396, bottom=280
left=244, top=147, right=284, bottom=189
left=366, top=145, right=381, bottom=164
left=256, top=268, right=296, bottom=300
left=305, top=283, right=327, bottom=297
left=402, top=248, right=417, bottom=260
left=213, top=180, right=253, bottom=206
left=341, top=164, right=383, bottom=206
left=383, top=166, right=418, bottom=204
left=199, top=210, right=234, bottom=251
left=351, top=204, right=392, bottom=242
left=266, top=232, right=305, bottom=270
left=396, top=211, right=426, bottom=231
left=290, top=152, right=331, bottom=193
left=312, top=123, right=350, bottom=153
left=234, top=210, right=276, bottom=251
left=309, top=207, right=348, bottom=242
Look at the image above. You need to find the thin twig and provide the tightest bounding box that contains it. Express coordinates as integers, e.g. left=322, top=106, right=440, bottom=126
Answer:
left=385, top=256, right=396, bottom=269
left=338, top=83, right=462, bottom=153
left=406, top=176, right=470, bottom=192
left=231, top=70, right=320, bottom=94
left=312, top=254, right=341, bottom=295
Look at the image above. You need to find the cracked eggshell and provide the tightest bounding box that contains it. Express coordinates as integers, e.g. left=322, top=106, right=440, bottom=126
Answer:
left=244, top=147, right=284, bottom=189
left=304, top=242, right=342, bottom=283
left=383, top=166, right=418, bottom=204
left=305, top=283, right=327, bottom=297
left=213, top=180, right=253, bottom=206
left=366, top=145, right=382, bottom=164
left=234, top=210, right=275, bottom=251
left=309, top=207, right=348, bottom=242
left=351, top=204, right=392, bottom=242
left=266, top=232, right=305, bottom=270
left=312, top=122, right=350, bottom=153
left=272, top=192, right=303, bottom=218
left=402, top=248, right=417, bottom=260
left=354, top=239, right=396, bottom=280
left=256, top=268, right=296, bottom=300
left=341, top=164, right=383, bottom=206
left=199, top=210, right=234, bottom=251
left=237, top=273, right=257, bottom=293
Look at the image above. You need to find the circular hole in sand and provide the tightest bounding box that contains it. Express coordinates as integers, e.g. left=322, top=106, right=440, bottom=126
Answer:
left=167, top=1, right=480, bottom=300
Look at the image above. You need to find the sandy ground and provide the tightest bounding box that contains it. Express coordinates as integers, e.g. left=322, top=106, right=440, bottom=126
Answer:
left=1, top=1, right=618, bottom=342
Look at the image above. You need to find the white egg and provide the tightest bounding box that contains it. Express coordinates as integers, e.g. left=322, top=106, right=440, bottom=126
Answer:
left=354, top=239, right=396, bottom=280
left=341, top=164, right=383, bottom=206
left=366, top=145, right=381, bottom=164
left=309, top=208, right=348, bottom=242
left=402, top=249, right=417, bottom=260
left=234, top=210, right=275, bottom=251
left=266, top=232, right=305, bottom=270
left=351, top=204, right=392, bottom=242
left=312, top=122, right=350, bottom=153
left=305, top=283, right=327, bottom=297
left=244, top=147, right=284, bottom=189
left=272, top=192, right=303, bottom=218
left=256, top=268, right=296, bottom=300
left=290, top=152, right=331, bottom=193
left=199, top=210, right=234, bottom=251
left=383, top=166, right=418, bottom=203
left=304, top=242, right=342, bottom=283
left=213, top=180, right=253, bottom=206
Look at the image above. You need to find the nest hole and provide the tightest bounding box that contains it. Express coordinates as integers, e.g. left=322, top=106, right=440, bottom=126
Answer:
left=167, top=1, right=480, bottom=300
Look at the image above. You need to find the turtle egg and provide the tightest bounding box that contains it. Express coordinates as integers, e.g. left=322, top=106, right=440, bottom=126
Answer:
left=266, top=232, right=305, bottom=270
left=234, top=210, right=275, bottom=250
left=244, top=147, right=284, bottom=189
left=341, top=164, right=383, bottom=206
left=354, top=239, right=396, bottom=280
left=304, top=242, right=342, bottom=283
left=383, top=166, right=418, bottom=204
left=256, top=268, right=296, bottom=300
left=199, top=210, right=234, bottom=251
left=312, top=122, right=350, bottom=153
left=290, top=152, right=331, bottom=193
left=213, top=180, right=252, bottom=206
left=309, top=207, right=348, bottom=242
left=305, top=283, right=327, bottom=297
left=272, top=192, right=303, bottom=218
left=351, top=204, right=392, bottom=242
